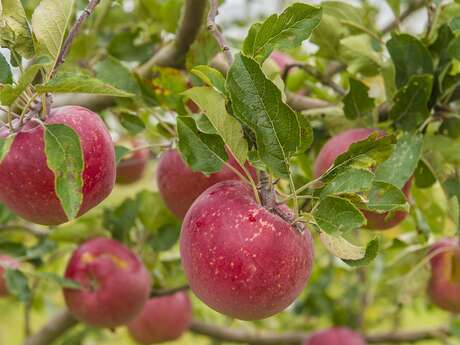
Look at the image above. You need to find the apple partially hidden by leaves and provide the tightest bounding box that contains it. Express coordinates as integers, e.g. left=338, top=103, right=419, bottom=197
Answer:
left=313, top=128, right=411, bottom=230
left=0, top=106, right=116, bottom=225
left=180, top=180, right=314, bottom=320
left=63, top=237, right=151, bottom=328
left=304, top=327, right=367, bottom=345
left=428, top=238, right=460, bottom=313
left=0, top=255, right=19, bottom=297
left=116, top=141, right=150, bottom=185
left=156, top=149, right=256, bottom=219
left=127, top=292, right=192, bottom=344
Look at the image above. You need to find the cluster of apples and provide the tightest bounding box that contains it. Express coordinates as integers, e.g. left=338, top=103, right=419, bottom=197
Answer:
left=0, top=101, right=458, bottom=345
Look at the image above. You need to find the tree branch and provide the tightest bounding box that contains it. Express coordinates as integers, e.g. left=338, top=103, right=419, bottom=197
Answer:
left=23, top=311, right=78, bottom=345
left=52, top=0, right=102, bottom=78
left=0, top=224, right=48, bottom=238
left=381, top=0, right=425, bottom=34
left=190, top=320, right=451, bottom=345
left=207, top=0, right=234, bottom=65
left=136, top=0, right=208, bottom=78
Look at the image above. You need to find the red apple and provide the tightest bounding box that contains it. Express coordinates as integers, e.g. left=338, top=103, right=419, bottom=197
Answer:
left=313, top=128, right=411, bottom=230
left=156, top=149, right=256, bottom=219
left=0, top=106, right=116, bottom=225
left=116, top=141, right=150, bottom=185
left=0, top=255, right=19, bottom=297
left=304, top=327, right=367, bottom=345
left=63, top=237, right=151, bottom=328
left=428, top=238, right=460, bottom=313
left=180, top=180, right=314, bottom=320
left=127, top=292, right=192, bottom=344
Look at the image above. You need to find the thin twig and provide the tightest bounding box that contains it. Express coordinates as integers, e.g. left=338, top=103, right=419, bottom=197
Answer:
left=51, top=0, right=102, bottom=79
left=23, top=311, right=78, bottom=345
left=207, top=0, right=233, bottom=65
left=0, top=224, right=48, bottom=238
left=381, top=0, right=425, bottom=34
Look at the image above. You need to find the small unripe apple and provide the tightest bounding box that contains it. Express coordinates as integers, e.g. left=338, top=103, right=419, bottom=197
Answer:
left=304, top=327, right=367, bottom=345
left=156, top=149, right=256, bottom=219
left=269, top=51, right=295, bottom=73
left=428, top=238, right=460, bottom=313
left=63, top=237, right=151, bottom=328
left=0, top=255, right=19, bottom=297
left=180, top=180, right=314, bottom=320
left=0, top=106, right=116, bottom=225
left=127, top=292, right=192, bottom=344
left=313, top=128, right=411, bottom=230
left=116, top=141, right=150, bottom=185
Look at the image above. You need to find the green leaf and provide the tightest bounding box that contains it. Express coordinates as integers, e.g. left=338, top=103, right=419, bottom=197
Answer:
left=343, top=78, right=374, bottom=120
left=137, top=190, right=176, bottom=232
left=177, top=116, right=227, bottom=175
left=387, top=33, right=434, bottom=88
left=365, top=181, right=408, bottom=213
left=32, top=0, right=76, bottom=72
left=375, top=132, right=423, bottom=188
left=183, top=87, right=248, bottom=165
left=227, top=54, right=300, bottom=176
left=414, top=159, right=436, bottom=188
left=0, top=0, right=34, bottom=58
left=95, top=56, right=141, bottom=96
left=319, top=231, right=367, bottom=260
left=297, top=115, right=313, bottom=154
left=321, top=168, right=374, bottom=198
left=343, top=238, right=379, bottom=267
left=26, top=240, right=57, bottom=260
left=0, top=56, right=51, bottom=106
left=339, top=34, right=381, bottom=76
left=449, top=17, right=460, bottom=34
left=313, top=196, right=366, bottom=234
left=324, top=133, right=395, bottom=180
left=0, top=136, right=13, bottom=164
left=448, top=36, right=460, bottom=60
left=191, top=65, right=226, bottom=95
left=119, top=113, right=145, bottom=135
left=35, top=272, right=81, bottom=289
left=36, top=72, right=135, bottom=97
left=114, top=145, right=131, bottom=164
left=44, top=124, right=84, bottom=221
left=242, top=3, right=322, bottom=62
left=5, top=269, right=31, bottom=302
left=389, top=74, right=433, bottom=131
left=149, top=223, right=181, bottom=252
left=103, top=197, right=139, bottom=242
left=0, top=53, right=12, bottom=84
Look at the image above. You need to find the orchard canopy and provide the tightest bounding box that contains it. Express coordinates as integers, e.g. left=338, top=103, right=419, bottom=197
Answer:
left=2, top=0, right=460, bottom=344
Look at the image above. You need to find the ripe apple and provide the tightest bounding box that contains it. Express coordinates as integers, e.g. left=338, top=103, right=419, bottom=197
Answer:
left=0, top=255, right=19, bottom=297
left=0, top=106, right=116, bottom=225
left=304, top=327, right=367, bottom=345
left=428, top=238, right=460, bottom=313
left=116, top=141, right=150, bottom=185
left=156, top=149, right=256, bottom=219
left=127, top=292, right=191, bottom=344
left=180, top=180, right=314, bottom=320
left=63, top=237, right=151, bottom=328
left=313, top=128, right=411, bottom=230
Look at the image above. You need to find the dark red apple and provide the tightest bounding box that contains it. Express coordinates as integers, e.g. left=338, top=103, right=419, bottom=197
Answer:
left=313, top=128, right=411, bottom=230
left=127, top=292, right=191, bottom=344
left=156, top=149, right=256, bottom=219
left=0, top=255, right=19, bottom=297
left=0, top=106, right=116, bottom=225
left=63, top=237, right=151, bottom=328
left=428, top=238, right=460, bottom=313
left=116, top=141, right=150, bottom=185
left=180, top=180, right=314, bottom=320
left=304, top=327, right=367, bottom=345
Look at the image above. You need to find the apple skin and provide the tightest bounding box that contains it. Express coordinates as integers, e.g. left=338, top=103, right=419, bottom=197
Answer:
left=180, top=180, right=314, bottom=320
left=0, top=255, right=19, bottom=297
left=269, top=51, right=295, bottom=72
left=0, top=106, right=116, bottom=225
left=116, top=141, right=150, bottom=185
left=156, top=149, right=256, bottom=219
left=313, top=128, right=411, bottom=230
left=428, top=238, right=460, bottom=313
left=63, top=237, right=151, bottom=328
left=304, top=327, right=367, bottom=345
left=127, top=292, right=192, bottom=344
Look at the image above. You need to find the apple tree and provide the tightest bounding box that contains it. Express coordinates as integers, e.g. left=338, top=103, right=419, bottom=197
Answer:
left=1, top=0, right=460, bottom=344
